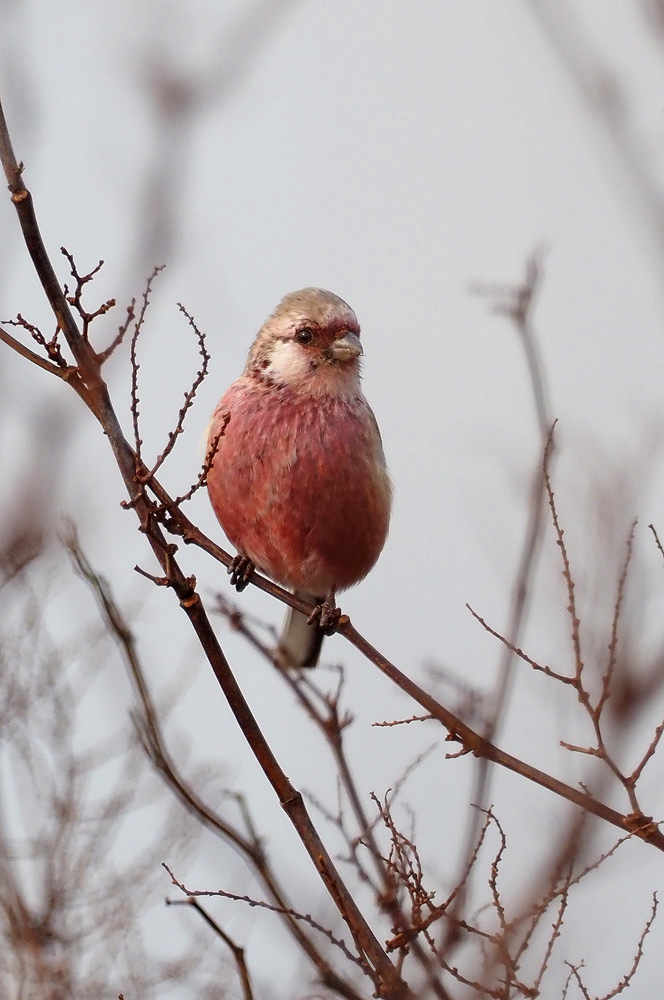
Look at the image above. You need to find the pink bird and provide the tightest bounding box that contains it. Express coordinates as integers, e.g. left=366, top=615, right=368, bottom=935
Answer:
left=206, top=288, right=392, bottom=668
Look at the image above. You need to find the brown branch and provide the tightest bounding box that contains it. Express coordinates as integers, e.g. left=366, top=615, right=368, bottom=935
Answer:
left=61, top=247, right=115, bottom=341
left=0, top=323, right=81, bottom=384
left=629, top=716, right=664, bottom=787
left=5, top=311, right=68, bottom=367
left=131, top=464, right=664, bottom=853
left=531, top=867, right=572, bottom=995
left=160, top=412, right=230, bottom=510
left=526, top=0, right=664, bottom=258
left=0, top=99, right=411, bottom=1000
left=160, top=506, right=664, bottom=852
left=596, top=518, right=638, bottom=719
left=564, top=961, right=591, bottom=1000
left=0, top=122, right=104, bottom=409
left=466, top=604, right=574, bottom=686
left=648, top=522, right=664, bottom=565
left=64, top=527, right=366, bottom=1000
left=448, top=250, right=553, bottom=963
left=477, top=427, right=653, bottom=816
left=373, top=715, right=434, bottom=728
left=486, top=810, right=509, bottom=940
left=140, top=302, right=211, bottom=481
left=472, top=505, right=656, bottom=816
left=97, top=298, right=136, bottom=364
left=470, top=247, right=550, bottom=438
left=211, top=595, right=453, bottom=1000
left=164, top=867, right=363, bottom=970
left=542, top=423, right=585, bottom=685
left=167, top=898, right=255, bottom=1000
left=129, top=265, right=165, bottom=462
left=386, top=809, right=494, bottom=954
left=595, top=892, right=658, bottom=1000
left=337, top=617, right=664, bottom=850
left=518, top=830, right=630, bottom=975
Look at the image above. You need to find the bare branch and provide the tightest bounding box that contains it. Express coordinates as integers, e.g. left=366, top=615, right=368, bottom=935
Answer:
left=648, top=522, right=664, bottom=565
left=596, top=519, right=638, bottom=719
left=97, top=298, right=137, bottom=364
left=168, top=899, right=255, bottom=1000
left=64, top=526, right=367, bottom=1000
left=61, top=247, right=115, bottom=342
left=160, top=413, right=230, bottom=510
left=140, top=302, right=211, bottom=481
left=129, top=265, right=166, bottom=462
left=595, top=892, right=658, bottom=1000
left=373, top=715, right=434, bottom=728
left=466, top=603, right=574, bottom=685
left=164, top=866, right=364, bottom=971
left=564, top=961, right=591, bottom=1000
left=0, top=323, right=79, bottom=382
left=629, top=716, right=664, bottom=786
left=543, top=423, right=586, bottom=685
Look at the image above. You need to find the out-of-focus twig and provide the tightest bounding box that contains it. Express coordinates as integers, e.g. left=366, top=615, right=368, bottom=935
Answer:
left=439, top=251, right=553, bottom=963
left=164, top=867, right=362, bottom=968
left=526, top=0, right=664, bottom=258
left=167, top=898, right=255, bottom=1000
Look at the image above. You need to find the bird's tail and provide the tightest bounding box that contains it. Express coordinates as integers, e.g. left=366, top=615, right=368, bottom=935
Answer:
left=275, top=591, right=324, bottom=669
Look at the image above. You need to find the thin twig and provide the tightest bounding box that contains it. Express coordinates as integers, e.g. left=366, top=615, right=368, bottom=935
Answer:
left=167, top=898, right=255, bottom=1000
left=595, top=892, right=657, bottom=1000
left=448, top=251, right=553, bottom=964
left=542, top=423, right=585, bottom=684
left=648, top=523, right=664, bottom=565
left=596, top=519, right=638, bottom=719
left=164, top=865, right=363, bottom=969
left=129, top=265, right=165, bottom=463
left=0, top=324, right=80, bottom=383
left=97, top=299, right=136, bottom=364
left=141, top=302, right=211, bottom=481
left=466, top=604, right=574, bottom=685
left=373, top=715, right=434, bottom=728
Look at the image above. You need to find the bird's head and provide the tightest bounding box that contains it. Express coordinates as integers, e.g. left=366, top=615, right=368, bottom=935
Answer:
left=246, top=288, right=363, bottom=399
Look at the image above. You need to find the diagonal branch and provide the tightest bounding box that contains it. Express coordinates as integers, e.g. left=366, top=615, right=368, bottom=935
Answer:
left=64, top=527, right=365, bottom=1000
left=0, top=91, right=413, bottom=1000
left=0, top=324, right=87, bottom=395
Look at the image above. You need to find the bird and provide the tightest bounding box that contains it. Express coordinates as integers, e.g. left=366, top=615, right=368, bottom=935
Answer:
left=206, top=288, right=392, bottom=668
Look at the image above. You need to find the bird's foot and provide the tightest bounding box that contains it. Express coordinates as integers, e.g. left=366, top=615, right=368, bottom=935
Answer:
left=228, top=555, right=254, bottom=592
left=307, top=590, right=340, bottom=636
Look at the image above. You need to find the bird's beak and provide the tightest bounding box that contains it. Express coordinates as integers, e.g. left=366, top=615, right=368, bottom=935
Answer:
left=330, top=331, right=363, bottom=362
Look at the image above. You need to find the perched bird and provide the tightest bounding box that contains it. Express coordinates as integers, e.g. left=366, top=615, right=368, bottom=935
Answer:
left=206, top=288, right=392, bottom=668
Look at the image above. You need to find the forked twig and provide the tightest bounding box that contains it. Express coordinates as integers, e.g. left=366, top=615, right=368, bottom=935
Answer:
left=164, top=865, right=364, bottom=971
left=166, top=898, right=255, bottom=1000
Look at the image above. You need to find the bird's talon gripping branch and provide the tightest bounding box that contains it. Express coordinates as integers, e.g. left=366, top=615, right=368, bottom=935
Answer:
left=308, top=592, right=341, bottom=635
left=228, top=554, right=255, bottom=592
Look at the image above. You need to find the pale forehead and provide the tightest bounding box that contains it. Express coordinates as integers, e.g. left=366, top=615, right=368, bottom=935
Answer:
left=272, top=288, right=359, bottom=330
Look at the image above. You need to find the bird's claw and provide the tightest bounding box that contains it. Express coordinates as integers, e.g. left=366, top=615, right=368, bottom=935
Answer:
left=228, top=555, right=254, bottom=592
left=307, top=598, right=341, bottom=636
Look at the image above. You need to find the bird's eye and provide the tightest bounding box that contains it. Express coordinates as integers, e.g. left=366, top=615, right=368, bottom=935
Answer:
left=295, top=328, right=314, bottom=345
